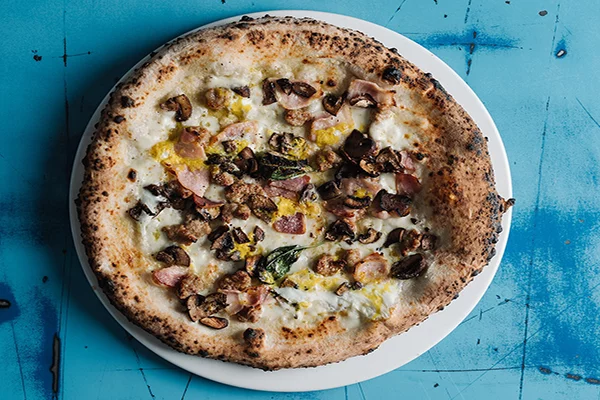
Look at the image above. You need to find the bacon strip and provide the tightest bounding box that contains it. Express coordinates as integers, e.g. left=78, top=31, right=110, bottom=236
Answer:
left=152, top=266, right=188, bottom=287
left=347, top=79, right=395, bottom=107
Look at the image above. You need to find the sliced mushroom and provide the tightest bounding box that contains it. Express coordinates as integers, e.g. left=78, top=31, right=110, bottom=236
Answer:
left=324, top=219, right=356, bottom=242
left=205, top=87, right=231, bottom=110
left=335, top=282, right=351, bottom=296
left=375, top=190, right=412, bottom=217
left=391, top=253, right=428, bottom=279
left=359, top=157, right=382, bottom=177
left=209, top=228, right=234, bottom=253
left=322, top=94, right=343, bottom=116
left=349, top=93, right=377, bottom=108
left=299, top=183, right=318, bottom=203
left=127, top=201, right=154, bottom=221
left=276, top=78, right=293, bottom=95
left=155, top=245, right=190, bottom=267
left=317, top=181, right=342, bottom=200
left=343, top=195, right=372, bottom=209
left=222, top=140, right=238, bottom=154
left=187, top=292, right=227, bottom=322
left=358, top=228, right=382, bottom=244
left=343, top=130, right=377, bottom=159
left=232, top=86, right=251, bottom=98
left=262, top=79, right=277, bottom=105
left=238, top=146, right=255, bottom=160
left=383, top=227, right=405, bottom=248
left=420, top=233, right=438, bottom=251
left=291, top=82, right=317, bottom=98
left=253, top=226, right=265, bottom=242
left=376, top=147, right=403, bottom=172
left=199, top=316, right=229, bottom=329
left=247, top=195, right=278, bottom=222
left=244, top=254, right=262, bottom=277
left=160, top=94, right=192, bottom=121
left=231, top=227, right=250, bottom=244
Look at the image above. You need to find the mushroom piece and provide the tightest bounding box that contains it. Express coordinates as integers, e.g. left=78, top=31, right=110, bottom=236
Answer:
left=322, top=94, right=344, bottom=116
left=335, top=282, right=351, bottom=296
left=420, top=233, right=438, bottom=251
left=358, top=228, right=382, bottom=244
left=237, top=305, right=263, bottom=323
left=343, top=130, right=377, bottom=159
left=314, top=149, right=342, bottom=172
left=155, top=245, right=191, bottom=267
left=205, top=87, right=231, bottom=110
left=262, top=79, right=277, bottom=105
left=375, top=190, right=412, bottom=217
left=391, top=253, right=428, bottom=280
left=232, top=86, right=251, bottom=98
left=127, top=201, right=154, bottom=221
left=187, top=292, right=228, bottom=322
left=383, top=227, right=406, bottom=248
left=324, top=219, right=356, bottom=242
left=276, top=78, right=293, bottom=95
left=231, top=227, right=250, bottom=244
left=253, top=226, right=265, bottom=242
left=343, top=195, right=372, bottom=209
left=244, top=254, right=262, bottom=277
left=199, top=316, right=229, bottom=329
left=349, top=93, right=376, bottom=108
left=299, top=183, right=318, bottom=203
left=376, top=147, right=403, bottom=172
left=291, top=82, right=317, bottom=98
left=160, top=94, right=192, bottom=121
left=359, top=157, right=383, bottom=177
left=317, top=181, right=342, bottom=200
left=247, top=195, right=278, bottom=222
left=314, top=254, right=346, bottom=276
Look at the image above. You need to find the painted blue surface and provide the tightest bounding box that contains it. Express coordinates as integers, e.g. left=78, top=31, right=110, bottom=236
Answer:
left=1, top=0, right=599, bottom=398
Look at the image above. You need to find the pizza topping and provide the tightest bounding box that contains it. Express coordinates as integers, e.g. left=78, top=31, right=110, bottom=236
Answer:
left=192, top=196, right=224, bottom=221
left=174, top=167, right=210, bottom=197
left=212, top=120, right=258, bottom=144
left=347, top=79, right=395, bottom=108
left=343, top=130, right=378, bottom=159
left=322, top=94, right=344, bottom=116
left=225, top=181, right=265, bottom=204
left=299, top=183, right=318, bottom=203
left=237, top=305, right=263, bottom=323
left=152, top=266, right=188, bottom=287
left=264, top=175, right=310, bottom=200
left=309, top=106, right=352, bottom=142
left=383, top=227, right=405, bottom=248
left=324, top=219, right=356, bottom=242
left=261, top=79, right=277, bottom=105
left=174, top=127, right=209, bottom=159
left=257, top=152, right=310, bottom=181
left=391, top=253, right=428, bottom=280
left=314, top=148, right=342, bottom=172
left=395, top=173, right=421, bottom=197
left=177, top=274, right=204, bottom=299
left=344, top=249, right=362, bottom=270
left=218, top=270, right=252, bottom=291
left=399, top=150, right=415, bottom=172
left=340, top=177, right=381, bottom=198
left=205, top=87, right=231, bottom=110
left=243, top=328, right=265, bottom=349
left=145, top=180, right=191, bottom=210
left=420, top=233, right=438, bottom=251
left=353, top=253, right=390, bottom=284
left=343, top=195, right=372, bottom=209
left=253, top=226, right=265, bottom=242
left=247, top=194, right=278, bottom=222
left=256, top=245, right=306, bottom=284
left=375, top=189, right=412, bottom=217
left=187, top=292, right=228, bottom=323
left=199, top=316, right=229, bottom=329
left=128, top=201, right=154, bottom=221
left=268, top=133, right=308, bottom=159
left=275, top=78, right=293, bottom=94
left=284, top=108, right=311, bottom=126
left=231, top=227, right=250, bottom=244
left=212, top=170, right=236, bottom=187
left=375, top=147, right=403, bottom=172
left=232, top=86, right=250, bottom=98
left=399, top=229, right=422, bottom=256
left=291, top=81, right=317, bottom=98
left=335, top=282, right=351, bottom=296
left=314, top=254, right=345, bottom=276
left=160, top=94, right=192, bottom=121
left=209, top=227, right=238, bottom=260
left=220, top=203, right=250, bottom=223
left=244, top=254, right=262, bottom=276
left=155, top=245, right=191, bottom=267
left=317, top=181, right=342, bottom=200
left=162, top=218, right=211, bottom=245
left=357, top=228, right=382, bottom=244
left=273, top=212, right=307, bottom=235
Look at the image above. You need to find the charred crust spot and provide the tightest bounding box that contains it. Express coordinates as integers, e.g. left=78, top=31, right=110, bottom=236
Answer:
left=113, top=115, right=125, bottom=123
left=127, top=169, right=137, bottom=182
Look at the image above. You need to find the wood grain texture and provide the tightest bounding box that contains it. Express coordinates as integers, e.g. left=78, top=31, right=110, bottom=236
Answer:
left=0, top=0, right=599, bottom=398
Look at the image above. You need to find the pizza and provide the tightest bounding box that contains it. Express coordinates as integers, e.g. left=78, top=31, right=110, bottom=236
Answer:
left=76, top=15, right=513, bottom=370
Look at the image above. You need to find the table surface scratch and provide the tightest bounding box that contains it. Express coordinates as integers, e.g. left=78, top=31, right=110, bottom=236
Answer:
left=1, top=0, right=599, bottom=399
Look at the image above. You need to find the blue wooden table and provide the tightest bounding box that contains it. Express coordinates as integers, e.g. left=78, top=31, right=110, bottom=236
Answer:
left=2, top=0, right=599, bottom=398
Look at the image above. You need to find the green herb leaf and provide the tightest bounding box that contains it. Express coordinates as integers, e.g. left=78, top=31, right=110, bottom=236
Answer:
left=257, top=152, right=311, bottom=181
left=257, top=245, right=306, bottom=284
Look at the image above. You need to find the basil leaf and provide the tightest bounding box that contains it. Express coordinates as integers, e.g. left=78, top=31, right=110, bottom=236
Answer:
left=257, top=245, right=306, bottom=284
left=257, top=152, right=311, bottom=181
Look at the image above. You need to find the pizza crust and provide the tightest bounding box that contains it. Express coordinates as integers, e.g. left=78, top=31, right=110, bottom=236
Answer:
left=76, top=16, right=511, bottom=369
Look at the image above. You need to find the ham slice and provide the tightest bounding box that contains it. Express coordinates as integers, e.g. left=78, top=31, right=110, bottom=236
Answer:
left=309, top=106, right=352, bottom=141
left=211, top=120, right=258, bottom=144
left=264, top=175, right=310, bottom=199
left=347, top=79, right=395, bottom=107
left=192, top=195, right=223, bottom=208
left=324, top=198, right=366, bottom=219
left=353, top=253, right=390, bottom=284
left=152, top=266, right=188, bottom=287
left=222, top=285, right=270, bottom=315
left=340, top=177, right=381, bottom=197
left=399, top=150, right=415, bottom=172
left=175, top=127, right=209, bottom=159
left=396, top=173, right=421, bottom=197
left=274, top=80, right=320, bottom=110
left=273, top=213, right=306, bottom=234
left=175, top=167, right=210, bottom=197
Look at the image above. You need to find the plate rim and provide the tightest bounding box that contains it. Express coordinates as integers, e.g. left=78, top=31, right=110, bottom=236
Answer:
left=69, top=9, right=513, bottom=392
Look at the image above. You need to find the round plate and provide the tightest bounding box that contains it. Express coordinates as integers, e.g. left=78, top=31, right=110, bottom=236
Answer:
left=69, top=10, right=513, bottom=392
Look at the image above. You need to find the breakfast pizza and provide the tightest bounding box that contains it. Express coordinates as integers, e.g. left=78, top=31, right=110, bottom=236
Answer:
left=76, top=15, right=513, bottom=369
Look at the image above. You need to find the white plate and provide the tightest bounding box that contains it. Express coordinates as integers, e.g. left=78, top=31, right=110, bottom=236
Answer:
left=69, top=10, right=513, bottom=392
